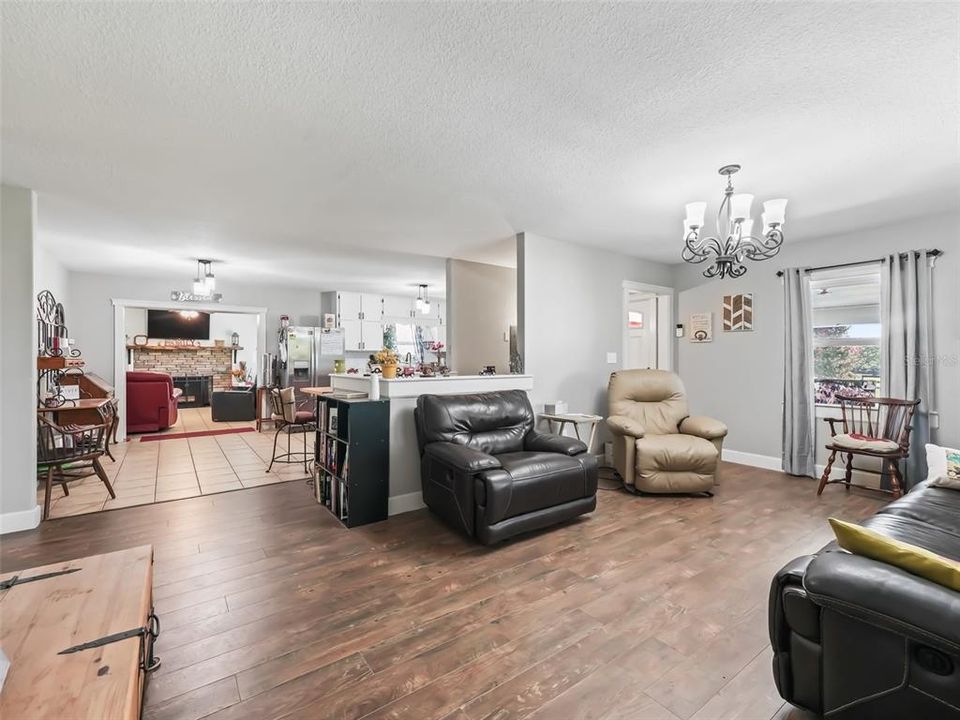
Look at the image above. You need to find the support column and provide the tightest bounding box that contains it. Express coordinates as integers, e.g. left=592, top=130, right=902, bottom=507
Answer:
left=1, top=184, right=41, bottom=532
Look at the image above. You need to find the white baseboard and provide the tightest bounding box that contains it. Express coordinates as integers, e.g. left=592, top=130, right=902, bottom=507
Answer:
left=721, top=448, right=880, bottom=486
left=0, top=504, right=42, bottom=535
left=388, top=491, right=425, bottom=516
left=721, top=449, right=782, bottom=471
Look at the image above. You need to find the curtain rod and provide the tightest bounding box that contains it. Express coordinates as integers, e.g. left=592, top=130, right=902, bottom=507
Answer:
left=775, top=248, right=942, bottom=277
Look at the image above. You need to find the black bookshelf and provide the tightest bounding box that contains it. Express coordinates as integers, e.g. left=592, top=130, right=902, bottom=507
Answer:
left=314, top=397, right=389, bottom=528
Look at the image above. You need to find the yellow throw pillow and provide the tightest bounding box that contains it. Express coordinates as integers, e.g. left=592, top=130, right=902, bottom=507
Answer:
left=828, top=518, right=960, bottom=592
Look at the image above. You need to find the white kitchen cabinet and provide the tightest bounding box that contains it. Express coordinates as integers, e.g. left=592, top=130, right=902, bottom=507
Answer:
left=336, top=292, right=382, bottom=321
left=361, top=320, right=384, bottom=352
left=341, top=319, right=362, bottom=351
left=360, top=294, right=383, bottom=320
left=382, top=295, right=414, bottom=319
left=337, top=292, right=362, bottom=320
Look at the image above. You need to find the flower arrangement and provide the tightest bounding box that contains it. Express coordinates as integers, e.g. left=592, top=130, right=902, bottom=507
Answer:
left=374, top=348, right=398, bottom=366
left=374, top=348, right=400, bottom=379
left=428, top=341, right=445, bottom=353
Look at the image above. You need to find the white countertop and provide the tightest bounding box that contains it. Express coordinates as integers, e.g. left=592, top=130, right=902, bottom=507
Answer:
left=330, top=372, right=534, bottom=398
left=330, top=373, right=532, bottom=382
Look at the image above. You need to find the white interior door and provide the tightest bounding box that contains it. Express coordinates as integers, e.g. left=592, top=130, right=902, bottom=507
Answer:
left=625, top=294, right=658, bottom=369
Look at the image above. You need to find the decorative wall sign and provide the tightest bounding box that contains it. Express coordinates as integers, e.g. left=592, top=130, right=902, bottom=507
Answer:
left=689, top=313, right=713, bottom=343
left=627, top=311, right=644, bottom=329
left=170, top=290, right=222, bottom=303
left=722, top=293, right=754, bottom=331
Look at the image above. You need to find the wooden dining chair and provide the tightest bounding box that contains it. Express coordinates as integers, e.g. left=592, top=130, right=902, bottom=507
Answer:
left=817, top=395, right=920, bottom=498
left=37, top=414, right=116, bottom=520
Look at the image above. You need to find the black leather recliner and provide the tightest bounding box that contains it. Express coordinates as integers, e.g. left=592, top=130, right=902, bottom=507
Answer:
left=769, top=480, right=960, bottom=719
left=414, top=390, right=598, bottom=545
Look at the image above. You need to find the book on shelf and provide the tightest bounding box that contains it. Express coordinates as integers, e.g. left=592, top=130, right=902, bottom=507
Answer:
left=329, top=390, right=367, bottom=399
left=328, top=407, right=339, bottom=433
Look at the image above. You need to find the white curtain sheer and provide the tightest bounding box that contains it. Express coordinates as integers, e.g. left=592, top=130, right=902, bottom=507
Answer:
left=881, top=250, right=935, bottom=488
left=782, top=268, right=816, bottom=477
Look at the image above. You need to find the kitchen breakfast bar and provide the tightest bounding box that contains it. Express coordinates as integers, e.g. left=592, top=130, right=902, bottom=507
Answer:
left=329, top=373, right=534, bottom=514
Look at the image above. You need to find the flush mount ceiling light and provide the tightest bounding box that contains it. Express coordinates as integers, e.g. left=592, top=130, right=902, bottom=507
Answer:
left=681, top=165, right=787, bottom=279
left=192, top=259, right=216, bottom=295
left=416, top=284, right=431, bottom=314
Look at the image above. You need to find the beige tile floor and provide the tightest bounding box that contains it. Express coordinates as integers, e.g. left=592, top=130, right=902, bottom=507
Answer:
left=38, top=407, right=315, bottom=520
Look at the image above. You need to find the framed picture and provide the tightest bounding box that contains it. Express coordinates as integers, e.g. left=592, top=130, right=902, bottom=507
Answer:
left=723, top=293, right=754, bottom=331
left=689, top=313, right=713, bottom=342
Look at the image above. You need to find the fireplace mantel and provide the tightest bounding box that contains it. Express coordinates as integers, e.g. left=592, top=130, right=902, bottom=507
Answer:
left=128, top=344, right=238, bottom=391
left=126, top=344, right=243, bottom=351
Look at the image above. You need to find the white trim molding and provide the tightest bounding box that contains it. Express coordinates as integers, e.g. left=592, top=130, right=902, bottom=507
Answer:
left=388, top=491, right=425, bottom=516
left=722, top=448, right=782, bottom=471
left=721, top=447, right=880, bottom=487
left=111, top=298, right=268, bottom=440
left=0, top=504, right=42, bottom=534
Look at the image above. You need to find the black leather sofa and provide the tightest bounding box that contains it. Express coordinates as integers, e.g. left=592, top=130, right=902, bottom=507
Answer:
left=414, top=390, right=598, bottom=545
left=770, top=480, right=960, bottom=719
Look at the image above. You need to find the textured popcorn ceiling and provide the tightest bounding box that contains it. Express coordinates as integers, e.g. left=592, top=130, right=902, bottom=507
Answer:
left=2, top=2, right=958, bottom=288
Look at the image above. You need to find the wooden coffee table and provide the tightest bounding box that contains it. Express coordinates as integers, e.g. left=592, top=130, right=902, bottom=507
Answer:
left=0, top=546, right=157, bottom=719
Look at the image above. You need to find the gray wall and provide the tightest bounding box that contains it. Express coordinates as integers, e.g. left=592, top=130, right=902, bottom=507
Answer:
left=1, top=185, right=39, bottom=529
left=518, top=232, right=674, bottom=436
left=673, top=210, right=960, bottom=463
left=68, top=271, right=323, bottom=381
left=446, top=258, right=516, bottom=375
left=34, top=245, right=70, bottom=311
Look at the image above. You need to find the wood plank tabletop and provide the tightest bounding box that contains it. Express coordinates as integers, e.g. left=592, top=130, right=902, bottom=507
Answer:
left=0, top=545, right=153, bottom=720
left=36, top=398, right=113, bottom=413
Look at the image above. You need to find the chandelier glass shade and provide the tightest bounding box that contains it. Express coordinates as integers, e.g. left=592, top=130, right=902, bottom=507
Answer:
left=192, top=259, right=216, bottom=295
left=681, top=165, right=787, bottom=279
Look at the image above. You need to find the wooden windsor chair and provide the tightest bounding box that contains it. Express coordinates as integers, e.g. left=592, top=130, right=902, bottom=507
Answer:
left=817, top=394, right=920, bottom=499
left=37, top=414, right=116, bottom=520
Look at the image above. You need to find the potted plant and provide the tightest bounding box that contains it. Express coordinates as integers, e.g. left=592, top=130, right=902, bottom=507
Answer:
left=375, top=349, right=400, bottom=379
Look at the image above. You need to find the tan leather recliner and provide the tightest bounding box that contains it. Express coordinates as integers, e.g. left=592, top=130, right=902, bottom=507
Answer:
left=607, top=369, right=727, bottom=494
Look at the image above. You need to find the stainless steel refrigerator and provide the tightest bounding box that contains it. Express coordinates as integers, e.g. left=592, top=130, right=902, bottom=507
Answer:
left=279, top=326, right=344, bottom=399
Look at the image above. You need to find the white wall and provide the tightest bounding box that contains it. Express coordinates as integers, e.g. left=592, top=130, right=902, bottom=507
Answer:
left=209, top=312, right=260, bottom=378
left=68, top=270, right=323, bottom=382
left=518, top=232, right=675, bottom=431
left=1, top=185, right=41, bottom=532
left=446, top=258, right=516, bottom=375
left=33, top=244, right=70, bottom=312
left=673, top=211, right=960, bottom=466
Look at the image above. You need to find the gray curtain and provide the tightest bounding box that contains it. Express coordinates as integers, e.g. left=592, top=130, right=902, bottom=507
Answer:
left=881, top=250, right=934, bottom=488
left=782, top=268, right=816, bottom=477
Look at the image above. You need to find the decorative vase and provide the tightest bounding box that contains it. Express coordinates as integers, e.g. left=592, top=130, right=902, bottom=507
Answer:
left=382, top=363, right=398, bottom=379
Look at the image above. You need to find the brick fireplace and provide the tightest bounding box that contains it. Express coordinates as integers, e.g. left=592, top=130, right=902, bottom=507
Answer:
left=131, top=345, right=235, bottom=391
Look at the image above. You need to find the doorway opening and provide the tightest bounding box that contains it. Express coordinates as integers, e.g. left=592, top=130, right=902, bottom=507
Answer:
left=622, top=282, right=674, bottom=371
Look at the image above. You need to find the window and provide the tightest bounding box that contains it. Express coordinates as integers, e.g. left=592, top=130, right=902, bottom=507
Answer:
left=810, top=265, right=882, bottom=405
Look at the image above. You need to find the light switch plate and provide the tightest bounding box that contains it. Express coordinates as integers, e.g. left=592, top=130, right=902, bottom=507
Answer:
left=606, top=352, right=617, bottom=364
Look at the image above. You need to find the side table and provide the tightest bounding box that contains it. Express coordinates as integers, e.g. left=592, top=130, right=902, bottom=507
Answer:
left=539, top=412, right=603, bottom=454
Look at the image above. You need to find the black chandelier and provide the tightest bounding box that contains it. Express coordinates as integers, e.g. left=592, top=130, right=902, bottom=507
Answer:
left=681, top=164, right=787, bottom=279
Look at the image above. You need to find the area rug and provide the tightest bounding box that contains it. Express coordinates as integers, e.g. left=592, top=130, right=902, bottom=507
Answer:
left=139, top=427, right=257, bottom=442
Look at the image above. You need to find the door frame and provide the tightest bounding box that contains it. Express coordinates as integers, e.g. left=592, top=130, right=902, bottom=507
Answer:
left=621, top=280, right=674, bottom=372
left=111, top=298, right=267, bottom=441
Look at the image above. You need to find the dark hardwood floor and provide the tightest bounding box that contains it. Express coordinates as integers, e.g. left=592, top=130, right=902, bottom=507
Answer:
left=0, top=463, right=884, bottom=720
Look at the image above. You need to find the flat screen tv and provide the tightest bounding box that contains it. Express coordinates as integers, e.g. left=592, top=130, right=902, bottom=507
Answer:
left=147, top=309, right=211, bottom=340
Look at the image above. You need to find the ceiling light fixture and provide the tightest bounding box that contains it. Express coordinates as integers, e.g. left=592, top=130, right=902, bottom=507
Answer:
left=420, top=284, right=431, bottom=315
left=415, top=284, right=425, bottom=311
left=681, top=165, right=787, bottom=279
left=192, top=259, right=217, bottom=295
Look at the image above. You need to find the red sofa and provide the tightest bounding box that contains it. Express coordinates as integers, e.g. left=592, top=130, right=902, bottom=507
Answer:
left=126, top=371, right=181, bottom=433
